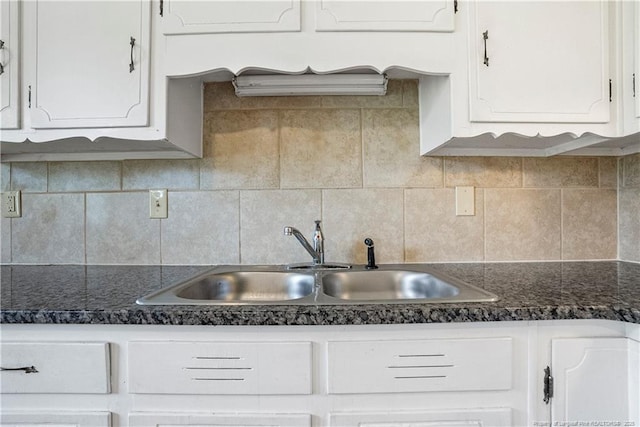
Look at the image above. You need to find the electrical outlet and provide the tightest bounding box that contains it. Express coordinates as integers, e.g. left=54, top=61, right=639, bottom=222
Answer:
left=2, top=191, right=22, bottom=218
left=455, top=186, right=475, bottom=216
left=149, top=189, right=168, bottom=219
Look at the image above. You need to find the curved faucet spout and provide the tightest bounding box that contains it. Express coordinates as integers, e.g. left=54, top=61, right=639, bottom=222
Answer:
left=284, top=221, right=325, bottom=265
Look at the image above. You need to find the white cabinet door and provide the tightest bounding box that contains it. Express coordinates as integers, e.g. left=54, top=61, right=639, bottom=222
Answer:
left=160, top=0, right=301, bottom=35
left=551, top=337, right=640, bottom=425
left=468, top=1, right=610, bottom=124
left=330, top=408, right=512, bottom=427
left=0, top=0, right=19, bottom=129
left=315, top=0, right=455, bottom=32
left=25, top=0, right=150, bottom=129
left=129, top=413, right=310, bottom=427
left=0, top=412, right=111, bottom=426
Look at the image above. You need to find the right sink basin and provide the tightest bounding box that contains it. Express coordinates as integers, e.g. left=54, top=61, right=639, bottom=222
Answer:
left=321, top=268, right=498, bottom=303
left=322, top=270, right=459, bottom=300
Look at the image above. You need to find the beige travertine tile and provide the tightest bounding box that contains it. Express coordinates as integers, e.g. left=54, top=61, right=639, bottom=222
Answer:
left=402, top=80, right=419, bottom=108
left=49, top=161, right=121, bottom=192
left=363, top=109, right=442, bottom=188
left=619, top=187, right=640, bottom=262
left=240, top=190, right=321, bottom=264
left=203, top=82, right=321, bottom=112
left=485, top=189, right=561, bottom=261
left=622, top=153, right=640, bottom=188
left=405, top=189, right=484, bottom=262
left=161, top=191, right=239, bottom=265
left=1, top=217, right=10, bottom=263
left=322, top=189, right=404, bottom=264
left=280, top=109, right=362, bottom=188
left=123, top=160, right=200, bottom=190
left=598, top=157, right=618, bottom=188
left=12, top=193, right=84, bottom=263
left=445, top=157, right=522, bottom=188
left=562, top=189, right=617, bottom=260
left=10, top=162, right=47, bottom=192
left=523, top=157, right=599, bottom=188
left=201, top=110, right=279, bottom=190
left=320, top=79, right=403, bottom=109
left=86, top=192, right=160, bottom=264
left=1, top=163, right=10, bottom=191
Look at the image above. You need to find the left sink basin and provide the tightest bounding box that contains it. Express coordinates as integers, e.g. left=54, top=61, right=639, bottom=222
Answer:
left=137, top=270, right=315, bottom=305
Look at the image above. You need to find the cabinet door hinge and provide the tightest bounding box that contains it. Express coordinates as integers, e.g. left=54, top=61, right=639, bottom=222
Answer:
left=454, top=0, right=458, bottom=13
left=609, top=79, right=612, bottom=102
left=28, top=85, right=31, bottom=108
left=159, top=0, right=164, bottom=16
left=543, top=366, right=554, bottom=404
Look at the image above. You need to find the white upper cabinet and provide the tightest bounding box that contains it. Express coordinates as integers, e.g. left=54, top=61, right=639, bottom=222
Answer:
left=315, top=0, right=454, bottom=32
left=160, top=0, right=301, bottom=35
left=468, top=1, right=609, bottom=124
left=0, top=0, right=19, bottom=130
left=24, top=0, right=150, bottom=129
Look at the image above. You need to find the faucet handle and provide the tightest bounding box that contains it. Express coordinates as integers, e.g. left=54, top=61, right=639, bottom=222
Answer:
left=364, top=237, right=378, bottom=269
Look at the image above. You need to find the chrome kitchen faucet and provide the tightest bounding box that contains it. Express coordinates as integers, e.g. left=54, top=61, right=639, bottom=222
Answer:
left=284, top=220, right=325, bottom=265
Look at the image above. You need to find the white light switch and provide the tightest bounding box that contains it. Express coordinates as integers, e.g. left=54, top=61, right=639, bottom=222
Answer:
left=149, top=189, right=168, bottom=219
left=455, top=186, right=475, bottom=216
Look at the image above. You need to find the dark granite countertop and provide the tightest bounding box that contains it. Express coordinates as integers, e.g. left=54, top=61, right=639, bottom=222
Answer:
left=1, top=262, right=639, bottom=325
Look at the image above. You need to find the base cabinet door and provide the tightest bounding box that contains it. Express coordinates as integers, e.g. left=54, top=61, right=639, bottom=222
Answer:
left=551, top=337, right=640, bottom=425
left=330, top=408, right=512, bottom=426
left=129, top=413, right=311, bottom=427
left=0, top=412, right=111, bottom=426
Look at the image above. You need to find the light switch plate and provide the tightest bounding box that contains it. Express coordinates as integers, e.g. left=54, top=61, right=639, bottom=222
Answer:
left=149, top=189, right=168, bottom=219
left=2, top=191, right=22, bottom=218
left=455, top=186, right=475, bottom=216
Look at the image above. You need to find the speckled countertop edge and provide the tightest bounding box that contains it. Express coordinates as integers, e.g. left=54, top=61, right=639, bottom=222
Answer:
left=1, top=262, right=639, bottom=325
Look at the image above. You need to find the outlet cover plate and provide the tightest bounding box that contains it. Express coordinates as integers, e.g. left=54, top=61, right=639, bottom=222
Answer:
left=2, top=191, right=22, bottom=218
left=455, top=186, right=475, bottom=216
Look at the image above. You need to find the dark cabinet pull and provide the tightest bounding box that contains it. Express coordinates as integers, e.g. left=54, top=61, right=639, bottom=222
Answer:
left=129, top=37, right=136, bottom=73
left=483, top=31, right=489, bottom=66
left=1, top=366, right=39, bottom=374
left=0, top=39, right=5, bottom=75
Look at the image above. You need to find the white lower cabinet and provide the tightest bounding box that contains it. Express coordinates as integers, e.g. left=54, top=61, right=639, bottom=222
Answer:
left=0, top=321, right=638, bottom=427
left=129, top=413, right=311, bottom=427
left=0, top=411, right=111, bottom=426
left=330, top=408, right=512, bottom=427
left=550, top=337, right=640, bottom=425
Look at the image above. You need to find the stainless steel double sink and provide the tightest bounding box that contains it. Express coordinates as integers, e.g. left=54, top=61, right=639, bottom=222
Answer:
left=137, top=264, right=498, bottom=305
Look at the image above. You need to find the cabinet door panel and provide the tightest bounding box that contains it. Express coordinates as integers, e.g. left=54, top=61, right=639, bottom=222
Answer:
left=129, top=413, right=310, bottom=427
left=161, top=0, right=301, bottom=34
left=469, top=1, right=609, bottom=124
left=330, top=408, right=512, bottom=427
left=636, top=1, right=640, bottom=119
left=315, top=0, right=454, bottom=32
left=551, top=337, right=640, bottom=425
left=0, top=0, right=19, bottom=129
left=28, top=0, right=149, bottom=128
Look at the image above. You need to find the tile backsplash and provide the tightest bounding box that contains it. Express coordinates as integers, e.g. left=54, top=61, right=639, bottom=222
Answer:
left=0, top=80, right=636, bottom=265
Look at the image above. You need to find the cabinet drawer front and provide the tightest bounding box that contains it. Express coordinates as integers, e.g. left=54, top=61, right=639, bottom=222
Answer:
left=0, top=342, right=111, bottom=394
left=128, top=341, right=312, bottom=395
left=328, top=337, right=512, bottom=394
